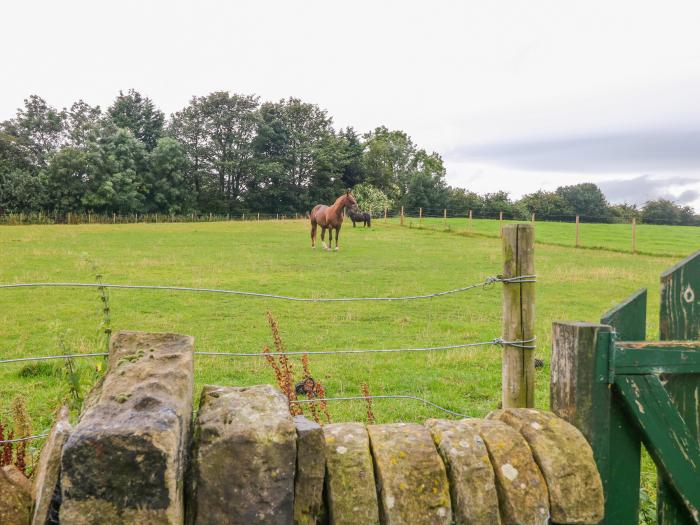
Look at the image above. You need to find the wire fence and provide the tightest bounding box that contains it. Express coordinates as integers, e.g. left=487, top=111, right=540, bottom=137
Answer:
left=0, top=275, right=534, bottom=302
left=0, top=272, right=537, bottom=443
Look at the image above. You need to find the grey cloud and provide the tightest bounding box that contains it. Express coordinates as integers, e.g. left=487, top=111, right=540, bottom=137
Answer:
left=598, top=175, right=700, bottom=205
left=451, top=129, right=700, bottom=173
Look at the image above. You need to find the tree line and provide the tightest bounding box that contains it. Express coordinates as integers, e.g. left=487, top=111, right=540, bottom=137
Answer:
left=0, top=90, right=697, bottom=225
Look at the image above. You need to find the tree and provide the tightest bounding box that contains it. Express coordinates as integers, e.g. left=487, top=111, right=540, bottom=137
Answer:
left=1, top=95, right=66, bottom=169
left=65, top=100, right=102, bottom=149
left=482, top=191, right=514, bottom=217
left=642, top=198, right=696, bottom=225
left=146, top=137, right=189, bottom=213
left=362, top=126, right=415, bottom=200
left=200, top=92, right=259, bottom=210
left=0, top=170, right=47, bottom=213
left=339, top=127, right=366, bottom=188
left=168, top=97, right=208, bottom=206
left=251, top=98, right=337, bottom=212
left=107, top=89, right=164, bottom=150
left=555, top=183, right=610, bottom=219
left=447, top=188, right=483, bottom=213
left=81, top=129, right=148, bottom=213
left=352, top=183, right=393, bottom=215
left=45, top=147, right=90, bottom=213
left=517, top=190, right=573, bottom=219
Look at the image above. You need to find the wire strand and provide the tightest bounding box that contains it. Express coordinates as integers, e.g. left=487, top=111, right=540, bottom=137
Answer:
left=0, top=338, right=536, bottom=364
left=0, top=275, right=535, bottom=302
left=0, top=433, right=49, bottom=444
left=291, top=395, right=469, bottom=418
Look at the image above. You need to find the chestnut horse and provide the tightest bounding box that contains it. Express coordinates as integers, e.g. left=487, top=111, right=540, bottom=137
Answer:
left=310, top=191, right=359, bottom=250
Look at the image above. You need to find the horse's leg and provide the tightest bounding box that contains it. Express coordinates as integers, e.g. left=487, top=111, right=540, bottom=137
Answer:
left=352, top=218, right=356, bottom=227
left=334, top=226, right=340, bottom=250
left=328, top=228, right=333, bottom=250
left=310, top=219, right=317, bottom=248
left=321, top=227, right=328, bottom=250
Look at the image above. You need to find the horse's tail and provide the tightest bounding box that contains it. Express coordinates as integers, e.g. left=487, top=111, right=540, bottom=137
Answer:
left=310, top=207, right=319, bottom=247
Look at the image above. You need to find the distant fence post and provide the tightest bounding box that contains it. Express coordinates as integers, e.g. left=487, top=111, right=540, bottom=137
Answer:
left=631, top=218, right=637, bottom=254
left=419, top=207, right=422, bottom=224
left=443, top=208, right=447, bottom=228
left=400, top=206, right=404, bottom=226
left=257, top=212, right=260, bottom=221
left=531, top=212, right=535, bottom=223
left=575, top=215, right=580, bottom=247
left=384, top=206, right=388, bottom=224
left=468, top=210, right=473, bottom=231
left=499, top=211, right=504, bottom=237
left=501, top=224, right=535, bottom=408
left=113, top=213, right=116, bottom=224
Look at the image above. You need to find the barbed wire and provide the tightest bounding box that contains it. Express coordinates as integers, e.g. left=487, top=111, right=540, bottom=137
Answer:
left=0, top=275, right=535, bottom=303
left=0, top=432, right=49, bottom=444
left=0, top=337, right=536, bottom=365
left=291, top=395, right=470, bottom=418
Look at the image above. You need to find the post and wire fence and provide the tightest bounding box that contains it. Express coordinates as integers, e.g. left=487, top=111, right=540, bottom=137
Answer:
left=0, top=225, right=536, bottom=445
left=383, top=206, right=699, bottom=258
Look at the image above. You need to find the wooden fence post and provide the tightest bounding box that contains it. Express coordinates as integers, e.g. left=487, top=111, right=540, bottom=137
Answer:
left=468, top=209, right=473, bottom=231
left=531, top=212, right=535, bottom=223
left=499, top=211, right=504, bottom=237
left=550, top=322, right=641, bottom=525
left=113, top=213, right=116, bottom=224
left=257, top=212, right=260, bottom=221
left=443, top=208, right=447, bottom=228
left=631, top=218, right=637, bottom=254
left=384, top=206, right=388, bottom=224
left=575, top=215, right=580, bottom=247
left=400, top=206, right=404, bottom=226
left=419, top=207, right=422, bottom=224
left=501, top=224, right=535, bottom=408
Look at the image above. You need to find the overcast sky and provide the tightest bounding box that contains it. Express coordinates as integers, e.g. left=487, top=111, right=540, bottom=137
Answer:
left=2, top=1, right=700, bottom=209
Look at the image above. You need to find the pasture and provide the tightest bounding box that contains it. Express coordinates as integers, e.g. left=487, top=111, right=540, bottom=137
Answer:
left=0, top=218, right=689, bottom=432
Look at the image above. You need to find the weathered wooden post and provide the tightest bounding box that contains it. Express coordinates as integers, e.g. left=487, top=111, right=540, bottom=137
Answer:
left=631, top=218, right=637, bottom=254
left=443, top=208, right=447, bottom=228
left=468, top=209, right=473, bottom=231
left=419, top=207, right=422, bottom=224
left=384, top=206, right=388, bottom=224
left=257, top=212, right=260, bottom=221
left=499, top=211, right=504, bottom=237
left=400, top=206, right=404, bottom=226
left=550, top=321, right=642, bottom=525
left=113, top=213, right=116, bottom=224
left=501, top=224, right=535, bottom=408
left=531, top=212, right=535, bottom=223
left=575, top=215, right=580, bottom=247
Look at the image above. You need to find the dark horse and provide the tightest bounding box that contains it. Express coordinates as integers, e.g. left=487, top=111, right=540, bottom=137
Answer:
left=348, top=209, right=371, bottom=228
left=310, top=191, right=358, bottom=250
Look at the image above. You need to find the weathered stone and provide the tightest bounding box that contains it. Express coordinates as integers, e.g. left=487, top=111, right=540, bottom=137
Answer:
left=368, top=423, right=452, bottom=525
left=323, top=422, right=380, bottom=525
left=60, top=331, right=194, bottom=525
left=426, top=419, right=501, bottom=525
left=487, top=409, right=604, bottom=524
left=187, top=384, right=296, bottom=525
left=32, top=405, right=71, bottom=525
left=464, top=419, right=550, bottom=525
left=293, top=415, right=325, bottom=525
left=0, top=464, right=32, bottom=525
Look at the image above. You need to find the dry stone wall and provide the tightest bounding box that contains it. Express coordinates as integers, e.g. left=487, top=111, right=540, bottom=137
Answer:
left=8, top=332, right=605, bottom=525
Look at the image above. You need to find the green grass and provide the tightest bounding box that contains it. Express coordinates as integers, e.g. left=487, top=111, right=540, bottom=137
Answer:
left=1, top=218, right=694, bottom=430
left=403, top=215, right=699, bottom=258
left=2, top=218, right=692, bottom=513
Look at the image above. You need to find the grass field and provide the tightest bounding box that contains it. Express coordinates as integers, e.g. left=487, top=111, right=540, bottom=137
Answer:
left=1, top=218, right=694, bottom=428
left=3, top=217, right=696, bottom=515
left=400, top=215, right=699, bottom=257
